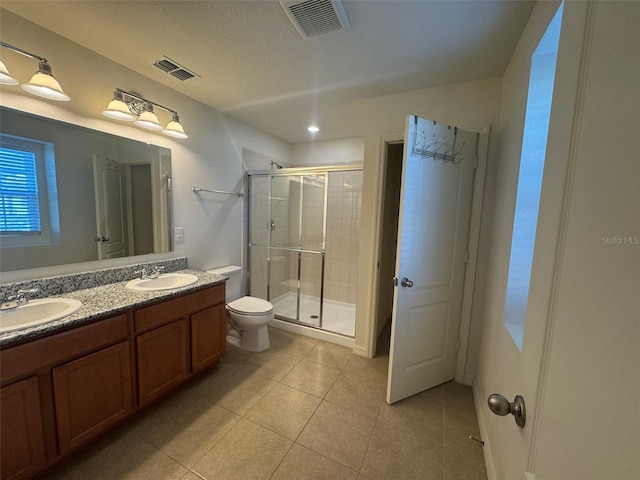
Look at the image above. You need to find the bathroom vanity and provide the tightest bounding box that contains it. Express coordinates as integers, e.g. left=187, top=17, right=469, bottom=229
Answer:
left=0, top=268, right=226, bottom=480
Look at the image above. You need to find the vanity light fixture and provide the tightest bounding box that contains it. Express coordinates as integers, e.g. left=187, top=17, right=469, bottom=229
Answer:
left=102, top=88, right=188, bottom=139
left=0, top=60, right=18, bottom=85
left=134, top=103, right=163, bottom=131
left=0, top=41, right=70, bottom=101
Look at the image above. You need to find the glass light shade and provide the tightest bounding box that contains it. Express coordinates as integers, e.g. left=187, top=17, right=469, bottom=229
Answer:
left=22, top=65, right=70, bottom=101
left=163, top=116, right=188, bottom=139
left=0, top=60, right=18, bottom=85
left=102, top=98, right=136, bottom=121
left=134, top=108, right=163, bottom=131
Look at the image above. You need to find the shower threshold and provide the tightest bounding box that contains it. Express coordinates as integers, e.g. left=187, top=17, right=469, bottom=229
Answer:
left=270, top=292, right=355, bottom=337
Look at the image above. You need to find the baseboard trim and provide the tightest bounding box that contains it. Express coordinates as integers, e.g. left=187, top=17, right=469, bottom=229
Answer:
left=351, top=345, right=369, bottom=358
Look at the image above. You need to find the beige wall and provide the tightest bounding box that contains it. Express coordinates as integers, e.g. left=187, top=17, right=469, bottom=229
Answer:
left=0, top=9, right=291, bottom=283
left=291, top=138, right=364, bottom=166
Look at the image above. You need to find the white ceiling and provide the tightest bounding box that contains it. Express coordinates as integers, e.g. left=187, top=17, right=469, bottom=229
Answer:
left=2, top=0, right=534, bottom=144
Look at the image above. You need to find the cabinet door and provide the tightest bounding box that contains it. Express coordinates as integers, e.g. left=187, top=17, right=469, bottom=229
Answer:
left=53, top=341, right=132, bottom=454
left=191, top=304, right=226, bottom=373
left=1, top=376, right=46, bottom=480
left=137, top=318, right=189, bottom=406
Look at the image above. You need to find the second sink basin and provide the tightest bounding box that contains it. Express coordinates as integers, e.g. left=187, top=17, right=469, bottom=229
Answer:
left=125, top=273, right=199, bottom=291
left=0, top=297, right=83, bottom=333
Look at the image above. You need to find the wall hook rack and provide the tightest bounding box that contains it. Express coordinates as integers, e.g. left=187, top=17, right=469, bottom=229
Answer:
left=412, top=120, right=465, bottom=164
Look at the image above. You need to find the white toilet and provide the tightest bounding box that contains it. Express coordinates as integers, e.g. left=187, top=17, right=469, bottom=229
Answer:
left=207, top=266, right=273, bottom=352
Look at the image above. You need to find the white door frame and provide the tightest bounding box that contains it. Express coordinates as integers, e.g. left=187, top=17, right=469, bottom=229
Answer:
left=367, top=125, right=489, bottom=385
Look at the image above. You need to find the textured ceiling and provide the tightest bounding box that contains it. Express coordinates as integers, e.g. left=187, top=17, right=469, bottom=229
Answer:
left=1, top=1, right=535, bottom=144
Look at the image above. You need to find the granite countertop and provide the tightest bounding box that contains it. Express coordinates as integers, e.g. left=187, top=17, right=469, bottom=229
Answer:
left=0, top=269, right=226, bottom=348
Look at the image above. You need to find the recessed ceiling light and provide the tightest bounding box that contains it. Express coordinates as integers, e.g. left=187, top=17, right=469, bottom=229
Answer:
left=307, top=125, right=319, bottom=133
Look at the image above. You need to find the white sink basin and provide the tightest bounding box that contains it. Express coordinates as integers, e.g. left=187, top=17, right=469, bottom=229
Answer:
left=125, top=273, right=198, bottom=291
left=0, top=297, right=83, bottom=333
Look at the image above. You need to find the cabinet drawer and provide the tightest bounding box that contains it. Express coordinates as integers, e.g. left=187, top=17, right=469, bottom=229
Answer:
left=134, top=284, right=224, bottom=332
left=1, top=314, right=129, bottom=383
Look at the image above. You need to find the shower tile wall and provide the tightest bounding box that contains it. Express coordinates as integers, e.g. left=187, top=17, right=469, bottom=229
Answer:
left=324, top=170, right=362, bottom=304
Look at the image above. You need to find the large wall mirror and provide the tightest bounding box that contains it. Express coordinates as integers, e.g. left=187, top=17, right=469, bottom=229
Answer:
left=0, top=107, right=173, bottom=272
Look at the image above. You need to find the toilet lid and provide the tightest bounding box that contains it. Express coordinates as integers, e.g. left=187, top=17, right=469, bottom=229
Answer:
left=227, top=296, right=273, bottom=314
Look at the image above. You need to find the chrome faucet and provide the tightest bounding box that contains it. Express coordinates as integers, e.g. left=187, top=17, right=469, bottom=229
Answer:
left=1, top=288, right=39, bottom=310
left=134, top=266, right=164, bottom=280
left=149, top=266, right=164, bottom=279
left=134, top=267, right=150, bottom=279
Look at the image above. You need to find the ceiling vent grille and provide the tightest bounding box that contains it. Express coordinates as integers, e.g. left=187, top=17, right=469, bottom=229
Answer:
left=153, top=56, right=200, bottom=81
left=280, top=0, right=350, bottom=39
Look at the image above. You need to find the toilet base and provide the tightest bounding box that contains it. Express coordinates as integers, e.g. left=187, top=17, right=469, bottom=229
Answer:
left=229, top=325, right=270, bottom=352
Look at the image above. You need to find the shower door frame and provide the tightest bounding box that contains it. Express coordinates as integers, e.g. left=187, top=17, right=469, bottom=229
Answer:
left=247, top=165, right=362, bottom=334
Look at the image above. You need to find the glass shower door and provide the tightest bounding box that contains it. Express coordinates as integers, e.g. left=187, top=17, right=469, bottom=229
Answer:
left=249, top=166, right=361, bottom=338
left=248, top=173, right=326, bottom=327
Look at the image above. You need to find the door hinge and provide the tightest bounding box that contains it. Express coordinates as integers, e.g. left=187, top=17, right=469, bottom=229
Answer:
left=464, top=251, right=470, bottom=264
left=456, top=337, right=461, bottom=350
left=474, top=156, right=479, bottom=169
left=393, top=277, right=398, bottom=286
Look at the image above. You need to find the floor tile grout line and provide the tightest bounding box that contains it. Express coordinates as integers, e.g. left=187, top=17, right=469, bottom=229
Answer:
left=357, top=397, right=387, bottom=477
left=136, top=399, right=243, bottom=475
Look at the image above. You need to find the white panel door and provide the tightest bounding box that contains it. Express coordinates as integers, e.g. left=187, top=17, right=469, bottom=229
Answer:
left=387, top=116, right=477, bottom=404
left=93, top=155, right=126, bottom=259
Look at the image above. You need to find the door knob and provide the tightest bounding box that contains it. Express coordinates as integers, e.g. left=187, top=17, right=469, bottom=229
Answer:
left=487, top=393, right=526, bottom=428
left=400, top=277, right=414, bottom=288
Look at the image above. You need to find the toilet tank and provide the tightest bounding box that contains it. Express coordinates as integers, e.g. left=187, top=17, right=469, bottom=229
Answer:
left=207, top=265, right=243, bottom=301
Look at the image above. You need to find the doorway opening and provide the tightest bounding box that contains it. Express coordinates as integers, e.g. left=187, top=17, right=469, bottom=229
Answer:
left=374, top=141, right=404, bottom=357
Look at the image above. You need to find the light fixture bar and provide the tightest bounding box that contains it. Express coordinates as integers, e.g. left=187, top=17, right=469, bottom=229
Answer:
left=104, top=87, right=188, bottom=139
left=116, top=88, right=178, bottom=117
left=0, top=41, right=48, bottom=63
left=0, top=41, right=70, bottom=101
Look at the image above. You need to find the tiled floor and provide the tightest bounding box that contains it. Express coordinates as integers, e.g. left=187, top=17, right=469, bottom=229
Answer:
left=45, top=327, right=487, bottom=480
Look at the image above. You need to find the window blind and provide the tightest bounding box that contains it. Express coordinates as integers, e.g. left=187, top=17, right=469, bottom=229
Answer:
left=0, top=147, right=41, bottom=235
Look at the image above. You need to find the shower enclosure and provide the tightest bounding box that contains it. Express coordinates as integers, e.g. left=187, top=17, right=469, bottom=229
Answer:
left=247, top=166, right=362, bottom=338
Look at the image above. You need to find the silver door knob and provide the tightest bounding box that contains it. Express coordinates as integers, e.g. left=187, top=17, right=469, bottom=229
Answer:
left=487, top=393, right=526, bottom=428
left=400, top=277, right=414, bottom=288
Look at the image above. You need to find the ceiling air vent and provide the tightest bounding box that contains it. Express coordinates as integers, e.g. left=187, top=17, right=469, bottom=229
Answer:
left=153, top=56, right=200, bottom=81
left=280, top=0, right=350, bottom=39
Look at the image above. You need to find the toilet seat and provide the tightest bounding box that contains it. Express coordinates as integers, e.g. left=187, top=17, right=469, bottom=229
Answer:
left=227, top=296, right=273, bottom=315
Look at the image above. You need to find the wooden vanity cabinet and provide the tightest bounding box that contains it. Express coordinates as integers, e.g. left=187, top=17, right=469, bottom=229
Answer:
left=0, top=282, right=225, bottom=479
left=0, top=377, right=46, bottom=480
left=191, top=303, right=226, bottom=373
left=134, top=284, right=226, bottom=406
left=53, top=341, right=133, bottom=454
left=0, top=313, right=131, bottom=479
left=136, top=318, right=189, bottom=406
